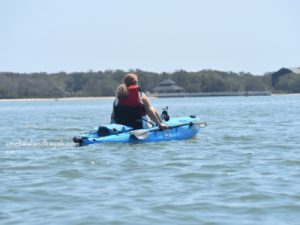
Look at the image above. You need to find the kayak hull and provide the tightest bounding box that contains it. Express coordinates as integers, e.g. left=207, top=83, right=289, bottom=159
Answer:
left=74, top=117, right=201, bottom=146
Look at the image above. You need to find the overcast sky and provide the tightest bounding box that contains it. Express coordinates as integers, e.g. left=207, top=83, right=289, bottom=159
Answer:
left=0, top=0, right=299, bottom=75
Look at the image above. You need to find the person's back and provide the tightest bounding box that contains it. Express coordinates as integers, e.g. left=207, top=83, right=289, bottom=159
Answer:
left=111, top=73, right=168, bottom=130
left=117, top=85, right=146, bottom=114
left=114, top=84, right=148, bottom=129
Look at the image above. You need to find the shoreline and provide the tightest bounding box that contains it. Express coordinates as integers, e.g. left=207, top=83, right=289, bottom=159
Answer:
left=0, top=96, right=158, bottom=102
left=1, top=94, right=299, bottom=102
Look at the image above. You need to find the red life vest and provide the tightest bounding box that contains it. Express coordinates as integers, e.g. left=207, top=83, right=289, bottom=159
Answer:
left=118, top=85, right=147, bottom=116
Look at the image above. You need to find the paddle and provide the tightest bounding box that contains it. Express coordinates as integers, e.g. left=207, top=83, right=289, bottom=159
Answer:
left=130, top=120, right=207, bottom=140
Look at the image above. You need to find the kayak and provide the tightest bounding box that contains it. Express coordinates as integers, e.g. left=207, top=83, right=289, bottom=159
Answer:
left=73, top=116, right=207, bottom=146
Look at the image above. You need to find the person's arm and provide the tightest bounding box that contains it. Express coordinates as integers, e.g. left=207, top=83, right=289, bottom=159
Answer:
left=141, top=94, right=168, bottom=129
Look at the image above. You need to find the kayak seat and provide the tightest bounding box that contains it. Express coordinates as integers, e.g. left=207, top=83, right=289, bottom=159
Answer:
left=98, top=127, right=111, bottom=137
left=114, top=105, right=143, bottom=130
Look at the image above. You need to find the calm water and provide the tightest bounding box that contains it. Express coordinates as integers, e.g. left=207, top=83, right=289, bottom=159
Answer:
left=1, top=96, right=300, bottom=224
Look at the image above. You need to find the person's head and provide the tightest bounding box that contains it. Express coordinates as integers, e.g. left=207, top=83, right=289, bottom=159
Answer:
left=116, top=73, right=138, bottom=100
left=124, top=73, right=138, bottom=87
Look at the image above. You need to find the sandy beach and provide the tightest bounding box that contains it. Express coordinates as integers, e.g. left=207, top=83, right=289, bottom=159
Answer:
left=0, top=96, right=158, bottom=102
left=0, top=97, right=115, bottom=102
left=271, top=93, right=300, bottom=96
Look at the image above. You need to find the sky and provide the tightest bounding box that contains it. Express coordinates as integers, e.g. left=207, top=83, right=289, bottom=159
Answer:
left=0, top=0, right=299, bottom=75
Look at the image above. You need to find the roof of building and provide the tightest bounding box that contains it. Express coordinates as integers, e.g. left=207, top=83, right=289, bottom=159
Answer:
left=283, top=67, right=300, bottom=74
left=159, top=78, right=176, bottom=85
left=152, top=85, right=185, bottom=91
left=152, top=78, right=185, bottom=91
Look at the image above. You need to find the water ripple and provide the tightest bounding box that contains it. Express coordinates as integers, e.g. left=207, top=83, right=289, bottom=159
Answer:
left=1, top=96, right=300, bottom=224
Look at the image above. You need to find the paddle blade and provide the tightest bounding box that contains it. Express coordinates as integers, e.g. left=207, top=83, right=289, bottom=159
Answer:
left=130, top=129, right=150, bottom=140
left=192, top=120, right=207, bottom=128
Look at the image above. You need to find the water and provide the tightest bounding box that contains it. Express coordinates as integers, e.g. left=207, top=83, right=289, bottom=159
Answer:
left=1, top=96, right=300, bottom=224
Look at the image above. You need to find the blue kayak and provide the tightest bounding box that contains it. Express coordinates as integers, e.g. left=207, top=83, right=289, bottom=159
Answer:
left=73, top=116, right=207, bottom=146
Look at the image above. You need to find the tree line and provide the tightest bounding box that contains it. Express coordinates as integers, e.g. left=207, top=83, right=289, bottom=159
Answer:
left=0, top=69, right=299, bottom=99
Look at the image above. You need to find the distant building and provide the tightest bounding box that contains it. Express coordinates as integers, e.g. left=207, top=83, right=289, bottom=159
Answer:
left=152, top=78, right=185, bottom=93
left=272, top=67, right=300, bottom=87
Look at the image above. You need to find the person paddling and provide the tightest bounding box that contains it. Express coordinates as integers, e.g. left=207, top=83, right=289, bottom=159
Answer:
left=111, top=73, right=169, bottom=130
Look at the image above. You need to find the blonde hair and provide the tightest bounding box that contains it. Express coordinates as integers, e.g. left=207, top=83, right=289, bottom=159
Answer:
left=116, top=73, right=138, bottom=100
